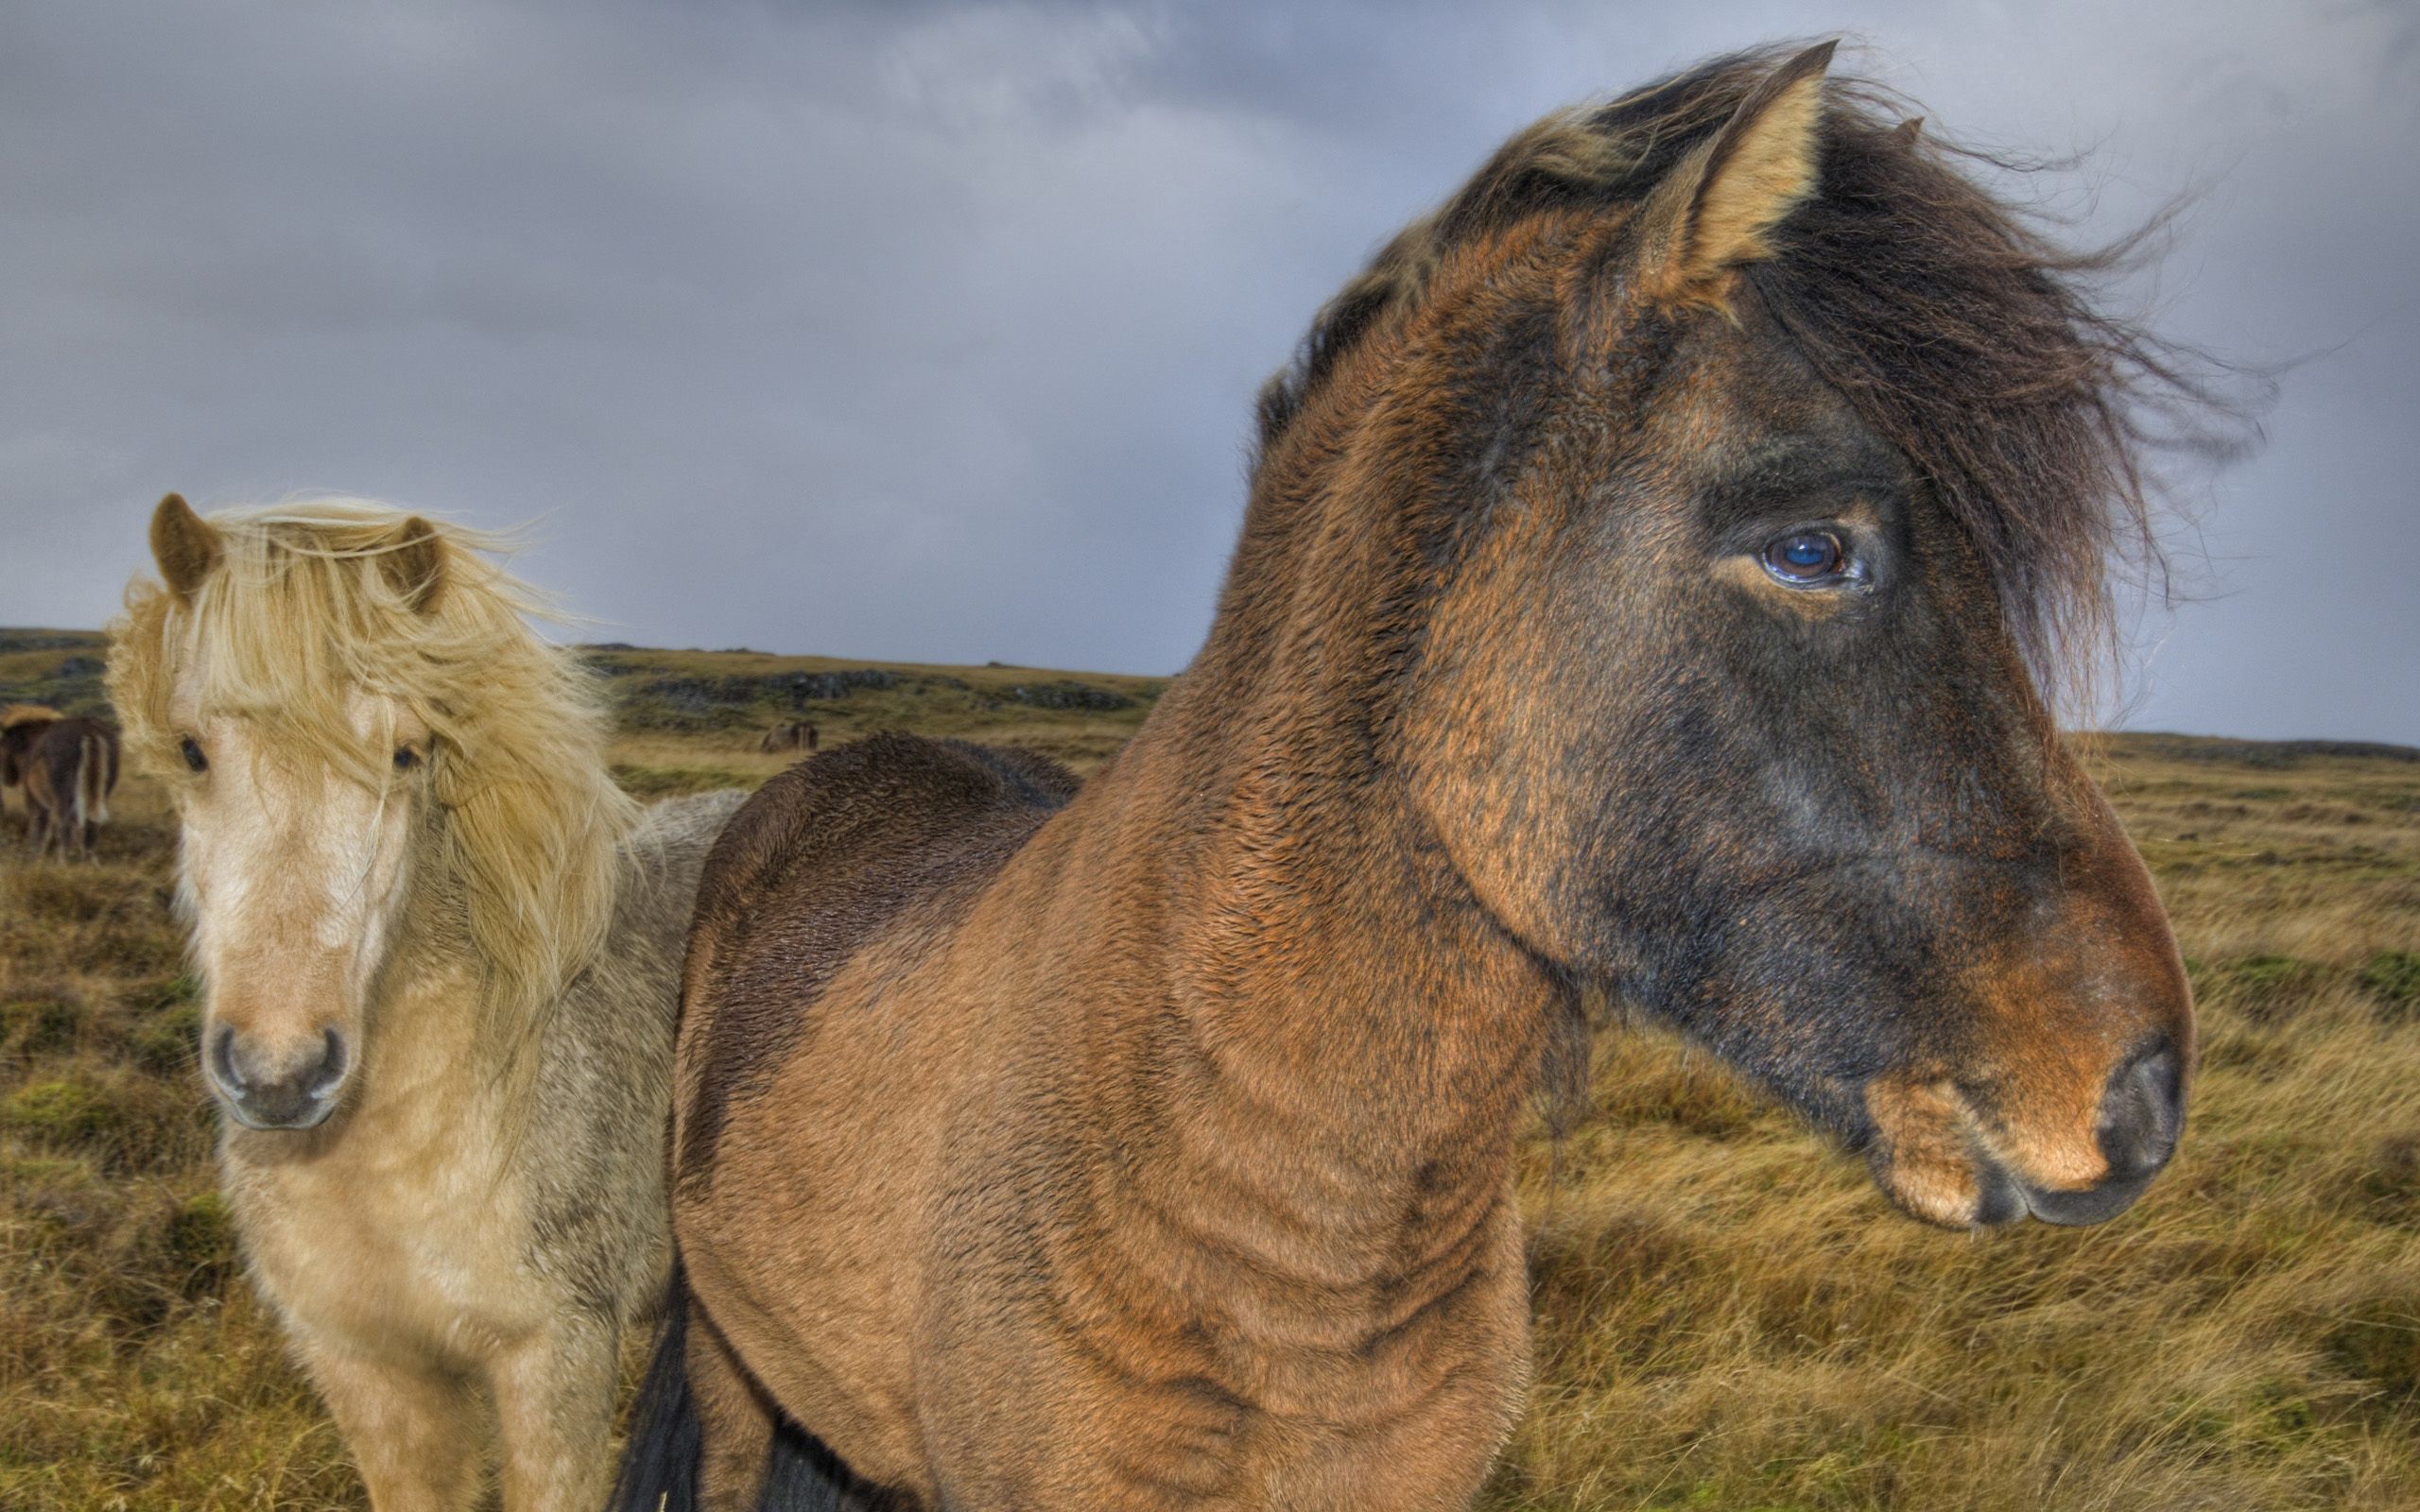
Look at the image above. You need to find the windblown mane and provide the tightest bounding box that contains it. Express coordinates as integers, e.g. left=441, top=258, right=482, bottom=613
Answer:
left=1255, top=43, right=2253, bottom=695
left=107, top=500, right=637, bottom=1020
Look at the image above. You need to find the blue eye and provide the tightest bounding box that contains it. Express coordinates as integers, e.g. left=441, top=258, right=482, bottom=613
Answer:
left=1760, top=529, right=1849, bottom=585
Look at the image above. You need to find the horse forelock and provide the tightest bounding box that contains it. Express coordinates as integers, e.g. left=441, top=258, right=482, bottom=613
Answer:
left=106, top=499, right=637, bottom=1021
left=1253, top=42, right=2257, bottom=713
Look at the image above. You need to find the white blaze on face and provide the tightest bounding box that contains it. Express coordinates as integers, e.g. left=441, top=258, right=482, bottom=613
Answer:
left=172, top=683, right=426, bottom=1122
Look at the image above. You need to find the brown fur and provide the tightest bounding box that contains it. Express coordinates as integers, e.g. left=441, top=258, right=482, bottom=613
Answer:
left=757, top=720, right=820, bottom=755
left=1253, top=43, right=2256, bottom=702
left=379, top=514, right=447, bottom=611
left=13, top=715, right=119, bottom=861
left=149, top=491, right=220, bottom=599
left=636, top=43, right=2215, bottom=1510
left=1657, top=40, right=1832, bottom=296
left=1, top=704, right=62, bottom=841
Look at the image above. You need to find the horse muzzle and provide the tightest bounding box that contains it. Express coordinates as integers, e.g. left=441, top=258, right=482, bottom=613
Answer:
left=1996, top=1039, right=2185, bottom=1226
left=207, top=1022, right=352, bottom=1131
left=1862, top=1033, right=2187, bottom=1229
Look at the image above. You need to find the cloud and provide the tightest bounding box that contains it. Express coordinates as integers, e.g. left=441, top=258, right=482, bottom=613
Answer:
left=0, top=0, right=2410, bottom=739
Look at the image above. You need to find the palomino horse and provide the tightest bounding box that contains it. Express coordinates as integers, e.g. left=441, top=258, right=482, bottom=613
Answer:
left=622, top=44, right=2211, bottom=1510
left=2, top=705, right=119, bottom=860
left=759, top=720, right=820, bottom=755
left=110, top=496, right=745, bottom=1511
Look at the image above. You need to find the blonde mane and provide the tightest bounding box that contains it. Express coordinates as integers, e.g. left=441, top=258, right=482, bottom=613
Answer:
left=107, top=500, right=637, bottom=1021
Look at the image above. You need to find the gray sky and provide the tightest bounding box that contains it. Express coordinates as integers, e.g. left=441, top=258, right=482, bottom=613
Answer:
left=3, top=0, right=2413, bottom=742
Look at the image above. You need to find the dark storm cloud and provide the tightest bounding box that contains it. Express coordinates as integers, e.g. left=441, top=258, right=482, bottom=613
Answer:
left=1, top=0, right=2411, bottom=740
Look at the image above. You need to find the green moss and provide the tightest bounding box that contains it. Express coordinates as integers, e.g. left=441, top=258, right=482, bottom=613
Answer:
left=2, top=1079, right=122, bottom=1147
left=2201, top=1029, right=2298, bottom=1080
left=119, top=975, right=205, bottom=1074
left=1, top=996, right=81, bottom=1058
left=130, top=1000, right=201, bottom=1076
left=610, top=763, right=757, bottom=799
left=146, top=974, right=201, bottom=1010
left=2325, top=1297, right=2420, bottom=1421
left=2234, top=953, right=2319, bottom=994
left=1, top=1073, right=207, bottom=1172
left=2199, top=954, right=2333, bottom=1022
left=4, top=1152, right=97, bottom=1189
left=159, top=1191, right=238, bottom=1295
left=2359, top=953, right=2420, bottom=1022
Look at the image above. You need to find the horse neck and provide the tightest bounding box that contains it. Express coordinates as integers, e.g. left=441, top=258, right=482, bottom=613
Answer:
left=357, top=820, right=540, bottom=1113
left=1093, top=671, right=1565, bottom=1183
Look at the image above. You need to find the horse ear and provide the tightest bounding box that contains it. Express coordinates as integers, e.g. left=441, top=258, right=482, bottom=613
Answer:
left=380, top=516, right=446, bottom=614
left=148, top=493, right=221, bottom=601
left=1643, top=41, right=1835, bottom=304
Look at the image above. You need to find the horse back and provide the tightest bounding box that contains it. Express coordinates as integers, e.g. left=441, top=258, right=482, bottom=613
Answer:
left=0, top=712, right=61, bottom=794
left=675, top=733, right=1080, bottom=1189
left=29, top=717, right=114, bottom=779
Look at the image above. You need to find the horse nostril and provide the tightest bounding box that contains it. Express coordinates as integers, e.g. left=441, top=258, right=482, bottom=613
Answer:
left=207, top=1022, right=244, bottom=1094
left=2099, top=1039, right=2185, bottom=1180
left=306, top=1028, right=349, bottom=1096
left=206, top=1023, right=349, bottom=1128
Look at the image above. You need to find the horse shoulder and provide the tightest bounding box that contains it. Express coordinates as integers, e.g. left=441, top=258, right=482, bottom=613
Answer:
left=672, top=735, right=1079, bottom=1191
left=681, top=764, right=828, bottom=1013
left=683, top=735, right=1076, bottom=1007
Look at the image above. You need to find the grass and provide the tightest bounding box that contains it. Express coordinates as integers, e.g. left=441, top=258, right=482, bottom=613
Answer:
left=0, top=635, right=2414, bottom=1508
left=1486, top=739, right=2420, bottom=1512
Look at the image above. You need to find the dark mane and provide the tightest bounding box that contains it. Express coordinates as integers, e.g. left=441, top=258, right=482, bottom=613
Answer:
left=1254, top=43, right=2257, bottom=687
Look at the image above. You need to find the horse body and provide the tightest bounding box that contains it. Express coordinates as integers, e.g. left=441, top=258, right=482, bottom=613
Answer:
left=112, top=496, right=745, bottom=1511
left=676, top=732, right=1546, bottom=1507
left=634, top=43, right=2230, bottom=1510
left=222, top=788, right=736, bottom=1506
left=7, top=711, right=119, bottom=860
left=1, top=704, right=61, bottom=839
left=758, top=720, right=818, bottom=755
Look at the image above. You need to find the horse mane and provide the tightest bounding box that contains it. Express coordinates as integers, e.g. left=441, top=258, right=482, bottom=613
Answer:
left=107, top=499, right=638, bottom=1022
left=1254, top=43, right=2256, bottom=699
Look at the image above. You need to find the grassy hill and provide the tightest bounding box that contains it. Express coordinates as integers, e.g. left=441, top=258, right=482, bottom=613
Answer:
left=1, top=631, right=2414, bottom=1508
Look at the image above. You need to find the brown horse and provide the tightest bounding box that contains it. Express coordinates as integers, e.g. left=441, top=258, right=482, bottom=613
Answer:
left=620, top=43, right=2220, bottom=1511
left=3, top=707, right=119, bottom=861
left=0, top=704, right=60, bottom=839
left=758, top=720, right=820, bottom=755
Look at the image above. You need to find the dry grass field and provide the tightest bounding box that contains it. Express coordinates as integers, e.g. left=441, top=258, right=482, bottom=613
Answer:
left=1, top=633, right=2413, bottom=1509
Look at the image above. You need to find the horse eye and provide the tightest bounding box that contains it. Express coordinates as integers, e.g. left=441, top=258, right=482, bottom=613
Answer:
left=179, top=736, right=208, bottom=773
left=1759, top=529, right=1849, bottom=585
left=393, top=746, right=420, bottom=772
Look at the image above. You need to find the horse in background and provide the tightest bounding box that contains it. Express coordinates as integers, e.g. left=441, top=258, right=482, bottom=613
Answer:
left=2, top=704, right=119, bottom=859
left=25, top=716, right=119, bottom=861
left=621, top=43, right=2221, bottom=1510
left=110, top=494, right=745, bottom=1511
left=758, top=720, right=819, bottom=756
left=1, top=704, right=60, bottom=840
